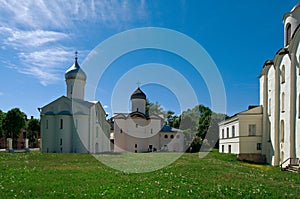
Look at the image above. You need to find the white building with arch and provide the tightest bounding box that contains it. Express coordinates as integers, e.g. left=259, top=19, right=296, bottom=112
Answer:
left=40, top=56, right=110, bottom=153
left=219, top=4, right=300, bottom=167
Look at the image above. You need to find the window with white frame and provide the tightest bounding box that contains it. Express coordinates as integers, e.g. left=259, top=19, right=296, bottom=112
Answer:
left=226, top=127, right=229, bottom=138
left=248, top=124, right=256, bottom=136
left=257, top=143, right=262, bottom=150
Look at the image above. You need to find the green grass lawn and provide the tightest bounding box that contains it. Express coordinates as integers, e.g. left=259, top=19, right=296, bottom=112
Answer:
left=0, top=150, right=299, bottom=198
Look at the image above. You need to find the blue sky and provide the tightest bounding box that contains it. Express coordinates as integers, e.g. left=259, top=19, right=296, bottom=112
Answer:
left=0, top=0, right=298, bottom=118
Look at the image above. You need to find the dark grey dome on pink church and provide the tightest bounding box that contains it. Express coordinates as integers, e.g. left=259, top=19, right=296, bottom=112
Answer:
left=130, top=87, right=146, bottom=100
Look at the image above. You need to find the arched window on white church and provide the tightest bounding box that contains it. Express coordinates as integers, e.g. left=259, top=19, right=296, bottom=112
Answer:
left=281, top=65, right=285, bottom=83
left=286, top=23, right=291, bottom=46
left=60, top=119, right=63, bottom=129
left=280, top=120, right=284, bottom=142
left=281, top=92, right=285, bottom=112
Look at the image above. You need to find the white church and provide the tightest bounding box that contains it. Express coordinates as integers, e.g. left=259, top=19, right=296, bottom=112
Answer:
left=113, top=87, right=185, bottom=153
left=40, top=55, right=110, bottom=153
left=219, top=4, right=300, bottom=168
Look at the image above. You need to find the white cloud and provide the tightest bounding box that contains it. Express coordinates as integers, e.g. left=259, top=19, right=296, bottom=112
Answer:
left=5, top=29, right=69, bottom=48
left=19, top=48, right=71, bottom=68
left=18, top=48, right=73, bottom=86
left=103, top=105, right=109, bottom=109
left=0, top=0, right=148, bottom=30
left=0, top=0, right=71, bottom=29
left=0, top=0, right=149, bottom=85
left=20, top=66, right=61, bottom=86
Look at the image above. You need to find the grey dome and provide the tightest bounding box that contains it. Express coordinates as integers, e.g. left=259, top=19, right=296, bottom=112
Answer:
left=130, top=88, right=146, bottom=100
left=65, top=58, right=86, bottom=81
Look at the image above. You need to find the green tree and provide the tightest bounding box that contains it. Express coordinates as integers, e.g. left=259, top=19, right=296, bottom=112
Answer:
left=179, top=105, right=214, bottom=152
left=2, top=108, right=26, bottom=148
left=188, top=136, right=202, bottom=152
left=0, top=110, right=5, bottom=138
left=180, top=110, right=197, bottom=131
left=166, top=110, right=180, bottom=127
left=26, top=118, right=40, bottom=147
left=206, top=112, right=227, bottom=148
left=146, top=99, right=167, bottom=118
left=172, top=115, right=180, bottom=128
left=197, top=105, right=212, bottom=139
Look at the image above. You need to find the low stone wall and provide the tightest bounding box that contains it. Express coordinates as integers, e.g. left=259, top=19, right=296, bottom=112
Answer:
left=237, top=153, right=266, bottom=164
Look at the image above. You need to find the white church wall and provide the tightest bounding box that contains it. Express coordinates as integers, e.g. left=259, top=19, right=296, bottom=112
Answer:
left=89, top=105, right=111, bottom=153
left=73, top=114, right=89, bottom=153
left=279, top=55, right=291, bottom=163
left=259, top=75, right=265, bottom=106
left=41, top=115, right=55, bottom=152
left=294, top=39, right=300, bottom=162
left=266, top=66, right=277, bottom=165
left=89, top=106, right=96, bottom=153
left=59, top=115, right=72, bottom=153
left=284, top=7, right=300, bottom=45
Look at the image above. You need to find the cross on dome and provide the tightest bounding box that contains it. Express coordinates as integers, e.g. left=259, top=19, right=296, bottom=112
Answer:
left=75, top=51, right=78, bottom=61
